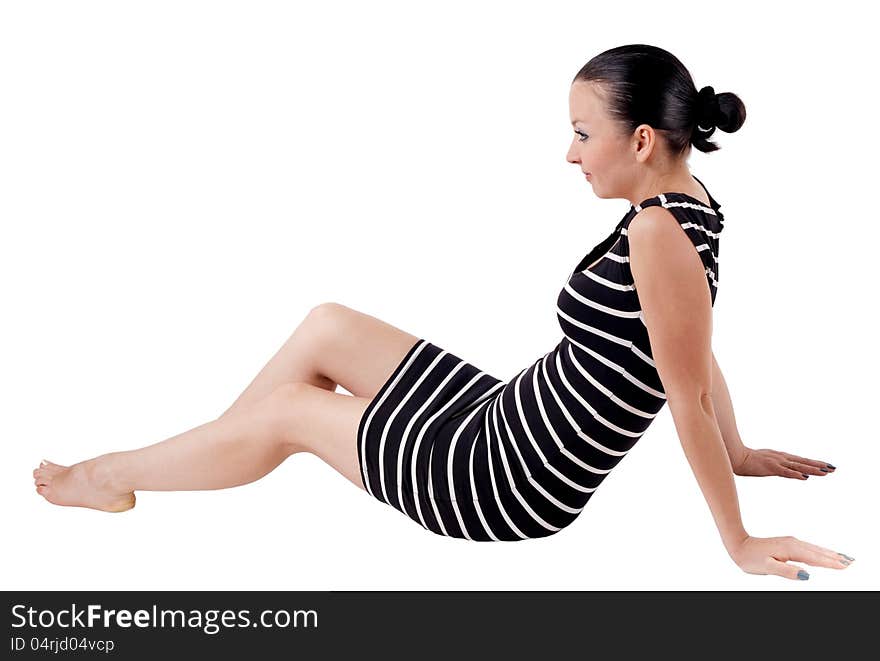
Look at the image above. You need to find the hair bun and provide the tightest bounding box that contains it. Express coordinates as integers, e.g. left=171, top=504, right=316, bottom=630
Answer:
left=695, top=85, right=720, bottom=133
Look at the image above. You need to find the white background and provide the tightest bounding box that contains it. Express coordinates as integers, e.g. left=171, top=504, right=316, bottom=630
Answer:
left=1, top=0, right=876, bottom=590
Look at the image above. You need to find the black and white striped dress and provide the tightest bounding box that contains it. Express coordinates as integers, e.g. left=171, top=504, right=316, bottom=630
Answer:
left=357, top=178, right=724, bottom=541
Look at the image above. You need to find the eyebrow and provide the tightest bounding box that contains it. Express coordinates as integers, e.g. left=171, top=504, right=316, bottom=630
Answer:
left=571, top=119, right=589, bottom=126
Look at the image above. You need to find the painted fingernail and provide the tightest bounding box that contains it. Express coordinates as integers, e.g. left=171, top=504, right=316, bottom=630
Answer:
left=797, top=570, right=810, bottom=580
left=840, top=559, right=850, bottom=566
left=839, top=553, right=855, bottom=561
left=826, top=464, right=836, bottom=469
left=820, top=468, right=829, bottom=472
left=802, top=474, right=809, bottom=478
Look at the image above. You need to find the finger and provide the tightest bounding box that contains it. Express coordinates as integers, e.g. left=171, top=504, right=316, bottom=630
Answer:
left=778, top=466, right=809, bottom=479
left=779, top=460, right=815, bottom=478
left=795, top=538, right=855, bottom=565
left=792, top=457, right=835, bottom=472
left=787, top=461, right=833, bottom=476
left=779, top=452, right=835, bottom=471
left=767, top=558, right=810, bottom=581
left=784, top=540, right=851, bottom=570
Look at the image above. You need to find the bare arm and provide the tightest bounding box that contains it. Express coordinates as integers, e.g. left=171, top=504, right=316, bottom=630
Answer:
left=712, top=350, right=834, bottom=479
left=629, top=208, right=748, bottom=554
left=667, top=391, right=748, bottom=552
left=627, top=205, right=848, bottom=579
left=711, top=351, right=748, bottom=471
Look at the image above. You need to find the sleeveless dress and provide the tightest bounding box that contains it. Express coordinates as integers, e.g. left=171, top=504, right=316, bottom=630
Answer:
left=357, top=177, right=724, bottom=541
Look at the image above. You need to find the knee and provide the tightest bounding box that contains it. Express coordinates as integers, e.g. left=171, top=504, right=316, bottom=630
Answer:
left=303, top=301, right=351, bottom=340
left=263, top=381, right=310, bottom=421
left=308, top=301, right=350, bottom=323
left=261, top=382, right=312, bottom=451
left=269, top=381, right=312, bottom=402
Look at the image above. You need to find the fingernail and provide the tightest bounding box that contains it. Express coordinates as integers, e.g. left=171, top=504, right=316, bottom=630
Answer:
left=802, top=474, right=809, bottom=478
left=826, top=464, right=836, bottom=469
left=797, top=570, right=810, bottom=580
left=820, top=468, right=829, bottom=472
left=839, top=553, right=855, bottom=561
left=840, top=559, right=850, bottom=566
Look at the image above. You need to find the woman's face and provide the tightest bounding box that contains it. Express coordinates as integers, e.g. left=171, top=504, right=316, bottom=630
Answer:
left=566, top=81, right=636, bottom=200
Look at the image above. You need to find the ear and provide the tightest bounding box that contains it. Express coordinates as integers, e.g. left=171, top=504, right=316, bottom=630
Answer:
left=633, top=124, right=659, bottom=161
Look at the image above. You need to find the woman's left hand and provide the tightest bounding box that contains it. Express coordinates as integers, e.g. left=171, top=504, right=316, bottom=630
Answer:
left=733, top=447, right=836, bottom=479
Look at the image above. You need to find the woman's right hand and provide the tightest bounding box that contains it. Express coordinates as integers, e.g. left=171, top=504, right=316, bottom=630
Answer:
left=728, top=535, right=854, bottom=580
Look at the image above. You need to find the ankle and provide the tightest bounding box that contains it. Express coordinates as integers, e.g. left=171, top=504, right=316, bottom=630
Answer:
left=88, top=452, right=132, bottom=493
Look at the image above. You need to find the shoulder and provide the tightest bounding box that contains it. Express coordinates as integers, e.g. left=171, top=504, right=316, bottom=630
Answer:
left=627, top=203, right=683, bottom=234
left=625, top=206, right=713, bottom=399
left=626, top=205, right=696, bottom=268
left=626, top=203, right=711, bottom=312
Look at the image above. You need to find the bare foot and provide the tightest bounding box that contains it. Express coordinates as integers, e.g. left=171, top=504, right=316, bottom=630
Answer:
left=33, top=458, right=136, bottom=513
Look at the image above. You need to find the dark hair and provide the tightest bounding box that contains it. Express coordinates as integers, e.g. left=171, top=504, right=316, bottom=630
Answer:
left=572, top=44, right=746, bottom=156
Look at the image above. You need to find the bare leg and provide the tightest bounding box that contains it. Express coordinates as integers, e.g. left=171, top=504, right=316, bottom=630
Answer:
left=32, top=302, right=419, bottom=511
left=33, top=382, right=372, bottom=512
left=32, top=303, right=346, bottom=510
left=113, top=397, right=297, bottom=491
left=33, top=392, right=299, bottom=512
left=218, top=302, right=420, bottom=418
left=219, top=304, right=338, bottom=418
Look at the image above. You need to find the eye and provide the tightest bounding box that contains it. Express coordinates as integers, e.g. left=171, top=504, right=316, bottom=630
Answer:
left=574, top=129, right=589, bottom=142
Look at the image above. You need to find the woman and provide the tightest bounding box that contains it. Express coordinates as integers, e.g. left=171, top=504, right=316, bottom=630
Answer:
left=33, top=44, right=854, bottom=581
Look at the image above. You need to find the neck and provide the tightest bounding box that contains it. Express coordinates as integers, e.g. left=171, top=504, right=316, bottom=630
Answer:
left=627, top=165, right=696, bottom=207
